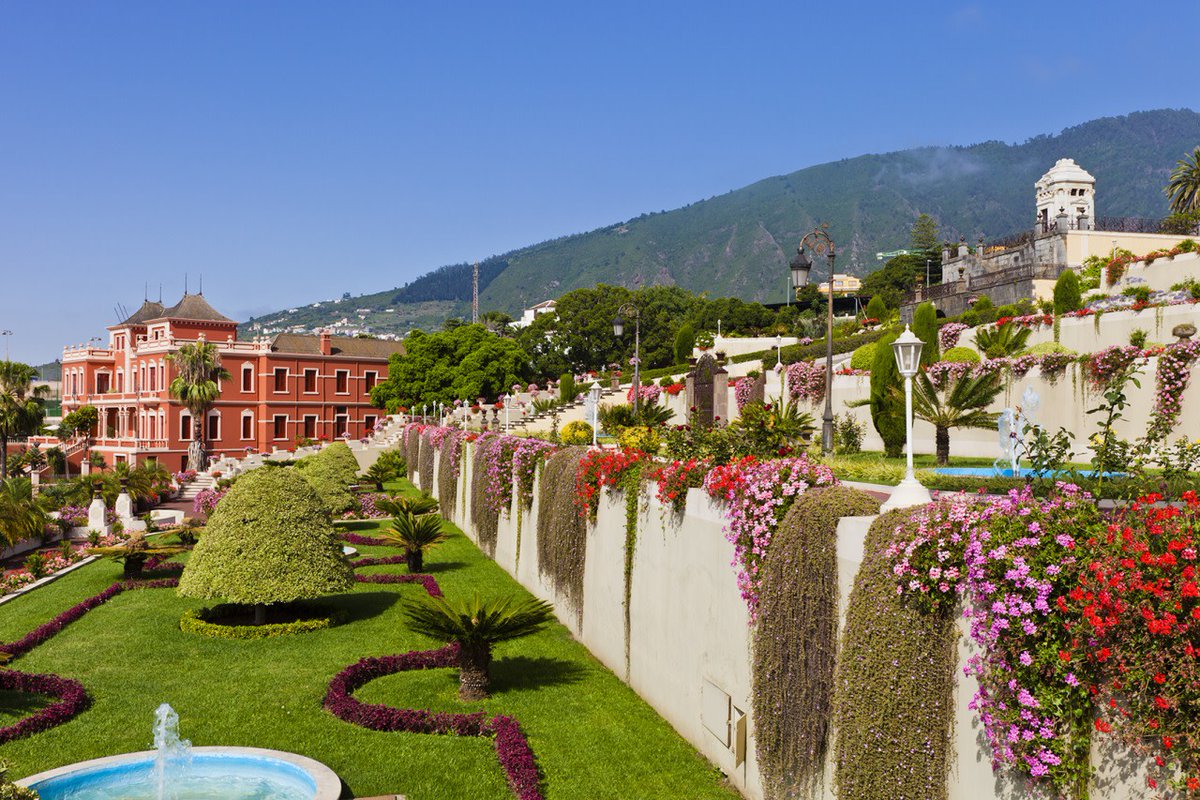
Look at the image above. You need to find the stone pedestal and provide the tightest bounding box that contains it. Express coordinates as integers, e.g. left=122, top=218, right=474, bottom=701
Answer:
left=88, top=495, right=110, bottom=535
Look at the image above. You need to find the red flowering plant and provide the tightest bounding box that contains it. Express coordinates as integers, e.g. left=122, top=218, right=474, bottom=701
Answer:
left=645, top=457, right=712, bottom=514
left=662, top=382, right=685, bottom=396
left=1065, top=492, right=1200, bottom=794
left=574, top=447, right=649, bottom=521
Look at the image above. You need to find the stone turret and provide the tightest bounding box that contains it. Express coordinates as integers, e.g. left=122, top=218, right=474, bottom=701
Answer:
left=1035, top=158, right=1095, bottom=232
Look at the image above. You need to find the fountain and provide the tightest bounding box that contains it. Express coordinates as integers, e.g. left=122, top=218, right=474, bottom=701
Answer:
left=18, top=705, right=340, bottom=800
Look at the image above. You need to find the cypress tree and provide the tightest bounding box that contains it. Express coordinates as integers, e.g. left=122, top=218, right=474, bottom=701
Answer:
left=1053, top=269, right=1082, bottom=314
left=869, top=332, right=905, bottom=458
left=911, top=302, right=940, bottom=365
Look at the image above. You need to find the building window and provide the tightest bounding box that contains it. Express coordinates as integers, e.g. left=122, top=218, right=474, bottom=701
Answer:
left=241, top=413, right=253, bottom=440
left=116, top=370, right=124, bottom=393
left=148, top=365, right=156, bottom=392
left=180, top=413, right=192, bottom=441
left=334, top=405, right=348, bottom=438
left=96, top=373, right=110, bottom=394
left=273, top=415, right=287, bottom=440
left=364, top=414, right=377, bottom=432
left=207, top=412, right=220, bottom=442
left=364, top=371, right=377, bottom=393
left=303, top=368, right=318, bottom=394
left=303, top=415, right=317, bottom=439
left=335, top=370, right=349, bottom=394
left=273, top=368, right=287, bottom=393
left=241, top=365, right=253, bottom=393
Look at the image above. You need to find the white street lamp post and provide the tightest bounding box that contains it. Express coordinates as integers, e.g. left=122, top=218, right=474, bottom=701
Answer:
left=881, top=325, right=933, bottom=511
left=589, top=381, right=602, bottom=447
left=504, top=394, right=510, bottom=433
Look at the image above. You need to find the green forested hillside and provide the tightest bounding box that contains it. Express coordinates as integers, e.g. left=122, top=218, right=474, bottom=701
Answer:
left=244, top=108, right=1200, bottom=336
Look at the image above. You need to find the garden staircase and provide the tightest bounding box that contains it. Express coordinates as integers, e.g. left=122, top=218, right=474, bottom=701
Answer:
left=178, top=473, right=216, bottom=502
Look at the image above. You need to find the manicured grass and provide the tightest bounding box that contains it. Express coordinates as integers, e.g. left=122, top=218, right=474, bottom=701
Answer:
left=0, top=480, right=737, bottom=800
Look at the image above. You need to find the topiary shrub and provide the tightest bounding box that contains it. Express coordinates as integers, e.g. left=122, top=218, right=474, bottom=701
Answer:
left=559, top=420, right=593, bottom=446
left=559, top=373, right=577, bottom=404
left=911, top=302, right=939, bottom=365
left=1053, top=269, right=1082, bottom=313
left=864, top=294, right=888, bottom=320
left=536, top=447, right=588, bottom=622
left=940, top=346, right=980, bottom=363
left=755, top=487, right=880, bottom=800
left=181, top=603, right=345, bottom=639
left=295, top=442, right=361, bottom=514
left=178, top=467, right=354, bottom=625
left=1024, top=341, right=1076, bottom=356
left=832, top=508, right=957, bottom=800
left=849, top=342, right=877, bottom=371
left=869, top=332, right=905, bottom=458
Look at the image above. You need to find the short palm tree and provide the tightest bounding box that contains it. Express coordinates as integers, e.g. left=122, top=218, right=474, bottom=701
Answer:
left=381, top=510, right=447, bottom=572
left=167, top=341, right=231, bottom=472
left=364, top=461, right=397, bottom=490
left=973, top=323, right=1031, bottom=358
left=0, top=361, right=49, bottom=479
left=403, top=592, right=555, bottom=700
left=909, top=370, right=1003, bottom=465
left=0, top=477, right=48, bottom=547
left=1166, top=146, right=1200, bottom=214
left=375, top=493, right=439, bottom=518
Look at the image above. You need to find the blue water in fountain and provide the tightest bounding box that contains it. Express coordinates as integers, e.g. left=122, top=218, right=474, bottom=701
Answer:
left=935, top=466, right=1124, bottom=479
left=28, top=704, right=318, bottom=800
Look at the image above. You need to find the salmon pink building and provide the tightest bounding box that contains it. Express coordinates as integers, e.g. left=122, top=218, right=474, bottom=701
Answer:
left=58, top=294, right=402, bottom=471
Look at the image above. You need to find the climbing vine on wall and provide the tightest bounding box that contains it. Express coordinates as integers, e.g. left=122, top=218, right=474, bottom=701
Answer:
left=471, top=433, right=502, bottom=555
left=403, top=424, right=422, bottom=479
left=536, top=447, right=588, bottom=622
left=832, top=508, right=957, bottom=800
left=418, top=429, right=436, bottom=491
left=754, top=486, right=880, bottom=800
left=436, top=429, right=465, bottom=520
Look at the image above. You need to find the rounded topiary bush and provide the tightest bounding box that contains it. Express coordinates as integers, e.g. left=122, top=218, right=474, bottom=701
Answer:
left=181, top=603, right=346, bottom=639
left=178, top=467, right=354, bottom=624
left=295, top=442, right=360, bottom=513
left=940, top=346, right=980, bottom=364
left=849, top=342, right=877, bottom=371
left=1024, top=341, right=1076, bottom=356
left=559, top=420, right=593, bottom=446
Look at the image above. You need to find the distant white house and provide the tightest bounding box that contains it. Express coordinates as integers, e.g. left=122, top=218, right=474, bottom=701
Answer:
left=513, top=299, right=557, bottom=329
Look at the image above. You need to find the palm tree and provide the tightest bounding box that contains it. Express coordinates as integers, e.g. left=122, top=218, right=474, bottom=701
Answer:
left=973, top=323, right=1032, bottom=358
left=0, top=477, right=49, bottom=547
left=1166, top=146, right=1200, bottom=214
left=909, top=369, right=1003, bottom=466
left=403, top=592, right=555, bottom=700
left=0, top=361, right=48, bottom=478
left=380, top=511, right=447, bottom=572
left=167, top=341, right=230, bottom=472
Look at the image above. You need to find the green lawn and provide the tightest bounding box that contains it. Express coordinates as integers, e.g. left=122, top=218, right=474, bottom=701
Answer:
left=0, top=480, right=737, bottom=800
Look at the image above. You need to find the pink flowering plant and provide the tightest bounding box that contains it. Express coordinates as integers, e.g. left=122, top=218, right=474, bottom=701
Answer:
left=939, top=322, right=969, bottom=351
left=785, top=360, right=825, bottom=405
left=924, top=361, right=973, bottom=391
left=626, top=383, right=662, bottom=405
left=1084, top=345, right=1145, bottom=391
left=733, top=377, right=756, bottom=412
left=512, top=437, right=556, bottom=508
left=704, top=455, right=837, bottom=616
left=1146, top=338, right=1200, bottom=442
left=885, top=496, right=975, bottom=614
left=962, top=484, right=1103, bottom=795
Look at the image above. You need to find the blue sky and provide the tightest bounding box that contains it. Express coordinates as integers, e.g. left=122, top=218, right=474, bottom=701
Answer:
left=1, top=0, right=1197, bottom=363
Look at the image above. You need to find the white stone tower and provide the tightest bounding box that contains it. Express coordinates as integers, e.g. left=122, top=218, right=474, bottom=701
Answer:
left=1035, top=158, right=1096, bottom=232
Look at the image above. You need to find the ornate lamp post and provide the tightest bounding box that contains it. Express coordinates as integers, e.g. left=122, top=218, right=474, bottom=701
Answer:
left=613, top=304, right=641, bottom=415
left=789, top=224, right=837, bottom=453
left=881, top=325, right=933, bottom=511
left=589, top=381, right=603, bottom=447
left=503, top=394, right=511, bottom=433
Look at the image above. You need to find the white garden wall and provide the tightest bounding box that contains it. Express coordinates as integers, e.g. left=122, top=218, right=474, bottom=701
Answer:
left=414, top=441, right=1149, bottom=800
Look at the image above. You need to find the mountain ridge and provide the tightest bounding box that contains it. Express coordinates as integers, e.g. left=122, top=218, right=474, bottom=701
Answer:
left=242, top=108, right=1200, bottom=339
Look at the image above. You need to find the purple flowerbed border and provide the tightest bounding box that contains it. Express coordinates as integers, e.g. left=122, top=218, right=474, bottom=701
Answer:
left=0, top=670, right=89, bottom=745
left=324, top=644, right=544, bottom=800
left=353, top=572, right=443, bottom=597
left=351, top=555, right=407, bottom=568
left=340, top=532, right=391, bottom=547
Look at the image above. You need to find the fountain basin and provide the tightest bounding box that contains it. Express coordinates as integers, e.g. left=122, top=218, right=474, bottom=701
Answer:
left=18, top=746, right=342, bottom=800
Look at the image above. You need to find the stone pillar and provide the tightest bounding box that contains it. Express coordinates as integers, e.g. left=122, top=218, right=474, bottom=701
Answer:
left=713, top=366, right=729, bottom=424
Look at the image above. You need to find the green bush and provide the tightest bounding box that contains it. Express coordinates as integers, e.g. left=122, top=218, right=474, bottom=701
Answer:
left=1178, top=238, right=1198, bottom=253
left=1024, top=341, right=1075, bottom=356
left=869, top=332, right=905, bottom=458
left=559, top=373, right=577, bottom=403
left=849, top=342, right=877, bottom=371
left=180, top=603, right=345, bottom=639
left=674, top=323, right=696, bottom=364
left=958, top=310, right=980, bottom=327
left=295, top=442, right=360, bottom=513
left=1053, top=269, right=1082, bottom=313
left=178, top=467, right=354, bottom=608
left=864, top=294, right=888, bottom=321
left=940, top=346, right=980, bottom=364
left=560, top=420, right=594, bottom=445
left=912, top=302, right=938, bottom=365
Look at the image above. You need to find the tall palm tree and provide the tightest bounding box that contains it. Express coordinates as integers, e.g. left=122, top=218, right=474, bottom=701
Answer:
left=0, top=361, right=48, bottom=478
left=1166, top=146, right=1200, bottom=215
left=167, top=341, right=230, bottom=472
left=0, top=477, right=49, bottom=547
left=403, top=592, right=555, bottom=700
left=380, top=510, right=447, bottom=572
left=910, top=369, right=1003, bottom=466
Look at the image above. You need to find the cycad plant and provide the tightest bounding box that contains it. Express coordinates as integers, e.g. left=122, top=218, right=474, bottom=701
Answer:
left=403, top=592, right=555, bottom=700
left=910, top=370, right=1003, bottom=465
left=375, top=493, right=439, bottom=518
left=381, top=511, right=447, bottom=573
left=364, top=461, right=397, bottom=490
left=973, top=323, right=1032, bottom=358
